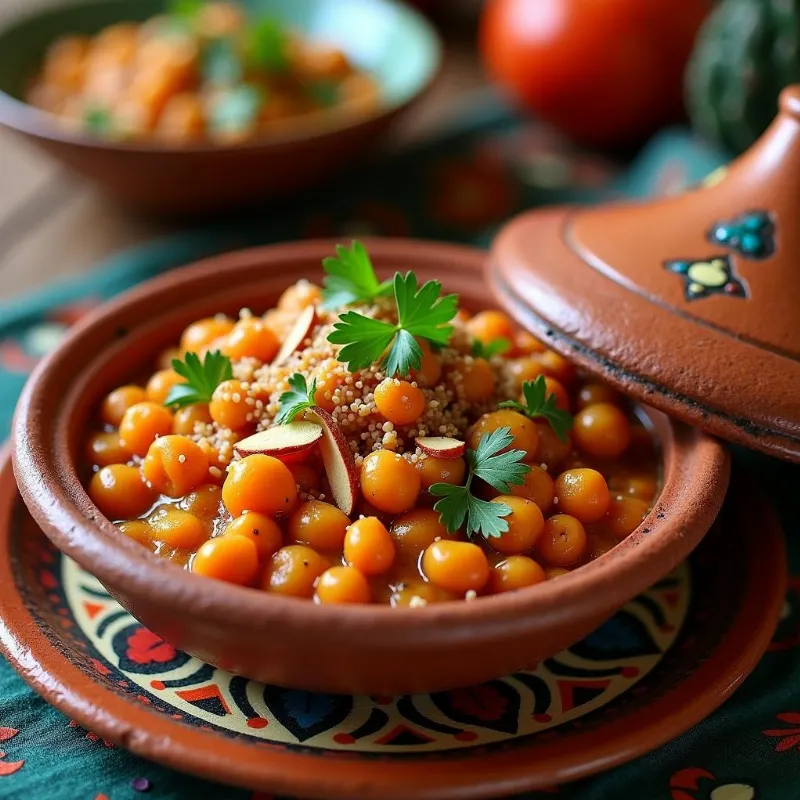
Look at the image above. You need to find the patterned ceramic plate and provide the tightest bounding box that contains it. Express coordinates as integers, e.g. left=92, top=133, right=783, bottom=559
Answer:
left=0, top=452, right=785, bottom=800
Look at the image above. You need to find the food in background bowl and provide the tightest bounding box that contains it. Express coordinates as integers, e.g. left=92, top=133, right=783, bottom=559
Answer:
left=84, top=241, right=660, bottom=605
left=26, top=1, right=379, bottom=143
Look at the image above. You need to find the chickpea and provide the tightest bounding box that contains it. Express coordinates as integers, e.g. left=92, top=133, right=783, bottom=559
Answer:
left=224, top=512, right=283, bottom=560
left=209, top=379, right=251, bottom=430
left=542, top=376, right=570, bottom=412
left=608, top=473, right=658, bottom=502
left=148, top=507, right=208, bottom=550
left=508, top=464, right=555, bottom=514
left=288, top=500, right=350, bottom=551
left=576, top=382, right=622, bottom=411
left=422, top=540, right=489, bottom=595
left=222, top=454, right=297, bottom=517
left=411, top=339, right=441, bottom=387
left=391, top=579, right=457, bottom=606
left=555, top=468, right=610, bottom=523
left=89, top=464, right=156, bottom=520
left=385, top=509, right=448, bottom=562
left=315, top=566, right=371, bottom=604
left=155, top=92, right=205, bottom=143
left=466, top=310, right=516, bottom=344
left=312, top=362, right=343, bottom=413
left=173, top=403, right=212, bottom=435
left=193, top=534, right=259, bottom=585
left=416, top=455, right=466, bottom=490
left=467, top=409, right=538, bottom=460
left=85, top=431, right=130, bottom=468
left=604, top=497, right=650, bottom=539
left=489, top=556, right=547, bottom=594
left=42, top=35, right=90, bottom=91
left=181, top=484, right=222, bottom=519
left=514, top=331, right=546, bottom=355
left=146, top=369, right=183, bottom=405
left=456, top=358, right=496, bottom=403
left=142, top=435, right=208, bottom=497
left=508, top=357, right=546, bottom=389
left=535, top=422, right=572, bottom=470
left=344, top=517, right=396, bottom=575
left=101, top=385, right=147, bottom=427
left=118, top=519, right=153, bottom=549
left=118, top=401, right=173, bottom=456
left=374, top=378, right=426, bottom=426
left=262, top=545, right=330, bottom=598
left=181, top=316, right=235, bottom=354
left=538, top=514, right=587, bottom=567
left=535, top=350, right=576, bottom=385
left=277, top=280, right=321, bottom=311
left=289, top=462, right=322, bottom=494
left=360, top=450, right=420, bottom=514
left=223, top=318, right=280, bottom=363
left=573, top=403, right=632, bottom=459
left=488, top=496, right=544, bottom=555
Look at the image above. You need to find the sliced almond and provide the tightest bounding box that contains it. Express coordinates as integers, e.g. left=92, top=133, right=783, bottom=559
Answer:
left=306, top=407, right=359, bottom=515
left=272, top=305, right=316, bottom=366
left=415, top=436, right=466, bottom=458
left=234, top=421, right=323, bottom=458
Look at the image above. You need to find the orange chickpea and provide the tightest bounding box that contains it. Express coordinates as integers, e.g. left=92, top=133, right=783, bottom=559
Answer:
left=416, top=455, right=466, bottom=490
left=101, top=385, right=147, bottom=427
left=514, top=331, right=546, bottom=355
left=155, top=92, right=205, bottom=143
left=157, top=347, right=181, bottom=371
left=224, top=512, right=283, bottom=560
left=315, top=566, right=371, bottom=604
left=555, top=468, right=610, bottom=523
left=85, top=431, right=130, bottom=468
left=467, top=409, right=538, bottom=460
left=391, top=579, right=457, bottom=606
left=542, top=376, right=570, bottom=412
left=42, top=35, right=90, bottom=91
left=222, top=454, right=297, bottom=517
left=488, top=496, right=544, bottom=554
left=146, top=369, right=183, bottom=405
left=360, top=450, right=420, bottom=514
left=289, top=462, right=322, bottom=493
left=489, top=556, right=547, bottom=594
left=173, top=403, right=212, bottom=435
left=588, top=534, right=617, bottom=560
left=538, top=514, right=587, bottom=567
left=223, top=318, right=280, bottom=363
left=142, top=435, right=209, bottom=497
left=508, top=357, right=546, bottom=389
left=193, top=534, right=259, bottom=585
left=467, top=310, right=516, bottom=344
left=422, top=540, right=489, bottom=594
left=457, top=358, right=496, bottom=403
left=604, top=497, right=650, bottom=539
left=344, top=517, right=396, bottom=575
left=509, top=464, right=555, bottom=514
left=181, top=484, right=222, bottom=519
left=411, top=339, right=442, bottom=387
left=374, top=378, right=426, bottom=426
left=573, top=403, right=632, bottom=459
left=262, top=545, right=330, bottom=598
left=576, top=383, right=622, bottom=411
left=288, top=500, right=350, bottom=551
left=389, top=509, right=452, bottom=561
left=148, top=507, right=208, bottom=550
left=277, top=280, right=321, bottom=311
left=608, top=473, right=658, bottom=502
left=535, top=422, right=572, bottom=470
left=546, top=566, right=571, bottom=579
left=118, top=401, right=173, bottom=457
left=209, top=379, right=251, bottom=430
left=118, top=520, right=153, bottom=548
left=180, top=316, right=235, bottom=354
left=88, top=464, right=155, bottom=520
left=535, top=350, right=576, bottom=385
left=312, top=363, right=343, bottom=412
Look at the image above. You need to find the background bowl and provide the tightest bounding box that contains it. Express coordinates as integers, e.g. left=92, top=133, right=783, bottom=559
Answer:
left=11, top=239, right=730, bottom=695
left=0, top=0, right=441, bottom=217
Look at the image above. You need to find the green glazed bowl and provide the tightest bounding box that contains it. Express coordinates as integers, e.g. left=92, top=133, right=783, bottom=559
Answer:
left=0, top=0, right=441, bottom=217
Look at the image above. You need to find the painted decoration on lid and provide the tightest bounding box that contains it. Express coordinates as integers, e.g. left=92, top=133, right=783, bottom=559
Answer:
left=664, top=256, right=747, bottom=301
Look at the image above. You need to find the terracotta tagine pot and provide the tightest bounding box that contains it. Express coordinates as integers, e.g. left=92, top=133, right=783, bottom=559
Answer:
left=489, top=85, right=800, bottom=463
left=11, top=240, right=728, bottom=696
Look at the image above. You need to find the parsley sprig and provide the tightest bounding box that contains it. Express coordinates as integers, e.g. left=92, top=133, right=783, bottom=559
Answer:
left=275, top=373, right=317, bottom=424
left=498, top=375, right=573, bottom=443
left=430, top=427, right=531, bottom=539
left=471, top=338, right=510, bottom=359
left=328, top=271, right=458, bottom=377
left=164, top=351, right=233, bottom=409
left=321, top=241, right=393, bottom=309
left=245, top=18, right=289, bottom=73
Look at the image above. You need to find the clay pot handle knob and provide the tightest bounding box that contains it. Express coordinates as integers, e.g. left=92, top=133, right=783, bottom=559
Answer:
left=779, top=84, right=800, bottom=118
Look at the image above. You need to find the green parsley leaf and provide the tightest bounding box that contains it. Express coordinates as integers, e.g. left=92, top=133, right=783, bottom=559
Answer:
left=327, top=270, right=458, bottom=377
left=321, top=240, right=393, bottom=309
left=245, top=17, right=289, bottom=73
left=307, top=80, right=339, bottom=108
left=203, top=37, right=243, bottom=86
left=165, top=351, right=233, bottom=409
left=471, top=338, right=511, bottom=359
left=498, top=374, right=573, bottom=443
left=275, top=373, right=318, bottom=424
left=84, top=107, right=112, bottom=136
left=167, top=0, right=203, bottom=23
left=429, top=427, right=530, bottom=539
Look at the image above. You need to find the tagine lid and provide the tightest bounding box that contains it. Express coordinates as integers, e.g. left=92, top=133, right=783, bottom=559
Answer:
left=488, top=85, right=800, bottom=463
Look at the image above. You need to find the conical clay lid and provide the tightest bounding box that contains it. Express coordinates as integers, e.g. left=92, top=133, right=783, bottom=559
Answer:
left=489, top=87, right=800, bottom=462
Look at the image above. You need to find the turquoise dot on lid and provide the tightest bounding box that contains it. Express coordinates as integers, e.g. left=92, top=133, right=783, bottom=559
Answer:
left=713, top=225, right=731, bottom=240
left=741, top=232, right=761, bottom=252
left=742, top=214, right=764, bottom=231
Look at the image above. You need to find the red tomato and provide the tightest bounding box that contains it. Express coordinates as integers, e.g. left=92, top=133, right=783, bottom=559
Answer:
left=480, top=0, right=712, bottom=147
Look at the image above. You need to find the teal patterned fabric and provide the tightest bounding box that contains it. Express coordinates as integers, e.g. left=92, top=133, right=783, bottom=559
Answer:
left=1, top=109, right=799, bottom=799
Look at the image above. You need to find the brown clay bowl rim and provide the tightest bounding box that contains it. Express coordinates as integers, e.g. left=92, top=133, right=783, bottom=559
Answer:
left=0, top=0, right=442, bottom=154
left=12, top=238, right=730, bottom=645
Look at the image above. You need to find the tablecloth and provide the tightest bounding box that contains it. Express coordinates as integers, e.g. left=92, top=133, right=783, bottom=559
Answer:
left=1, top=104, right=798, bottom=800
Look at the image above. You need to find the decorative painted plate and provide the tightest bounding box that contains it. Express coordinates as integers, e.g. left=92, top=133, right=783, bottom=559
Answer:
left=0, top=453, right=786, bottom=800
